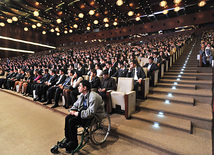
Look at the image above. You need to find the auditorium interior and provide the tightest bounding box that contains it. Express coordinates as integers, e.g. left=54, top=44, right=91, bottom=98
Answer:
left=0, top=0, right=214, bottom=154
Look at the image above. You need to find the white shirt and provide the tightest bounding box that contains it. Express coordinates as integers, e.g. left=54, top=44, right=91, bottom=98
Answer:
left=134, top=67, right=138, bottom=80
left=56, top=75, right=63, bottom=85
left=97, top=69, right=103, bottom=76
left=147, top=64, right=152, bottom=71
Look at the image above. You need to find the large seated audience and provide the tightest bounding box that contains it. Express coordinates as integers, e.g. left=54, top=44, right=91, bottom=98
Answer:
left=199, top=30, right=214, bottom=67
left=0, top=31, right=193, bottom=111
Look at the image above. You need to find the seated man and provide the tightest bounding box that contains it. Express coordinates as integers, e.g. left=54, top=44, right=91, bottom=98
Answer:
left=112, top=61, right=128, bottom=78
left=43, top=69, right=66, bottom=105
left=60, top=80, right=105, bottom=153
left=89, top=69, right=100, bottom=92
left=203, top=43, right=213, bottom=66
left=143, top=57, right=159, bottom=86
left=127, top=60, right=146, bottom=98
left=98, top=70, right=116, bottom=100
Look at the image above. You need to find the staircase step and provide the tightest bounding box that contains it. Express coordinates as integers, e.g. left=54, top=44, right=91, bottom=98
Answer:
left=163, top=75, right=197, bottom=80
left=111, top=115, right=212, bottom=155
left=138, top=99, right=212, bottom=121
left=150, top=87, right=212, bottom=97
left=156, top=83, right=196, bottom=89
left=168, top=70, right=197, bottom=73
left=147, top=94, right=194, bottom=105
left=160, top=79, right=212, bottom=85
left=165, top=72, right=212, bottom=76
left=132, top=111, right=192, bottom=133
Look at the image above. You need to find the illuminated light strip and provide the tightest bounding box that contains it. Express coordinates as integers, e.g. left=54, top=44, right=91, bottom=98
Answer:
left=0, top=47, right=34, bottom=54
left=0, top=36, right=56, bottom=49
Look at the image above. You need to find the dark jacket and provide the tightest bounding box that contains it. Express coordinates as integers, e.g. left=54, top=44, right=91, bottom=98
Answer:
left=48, top=74, right=58, bottom=86
left=90, top=76, right=101, bottom=89
left=107, top=67, right=117, bottom=77
left=112, top=68, right=128, bottom=77
left=40, top=73, right=50, bottom=83
left=126, top=66, right=146, bottom=80
left=55, top=74, right=66, bottom=85
left=143, top=63, right=159, bottom=77
left=100, top=77, right=116, bottom=92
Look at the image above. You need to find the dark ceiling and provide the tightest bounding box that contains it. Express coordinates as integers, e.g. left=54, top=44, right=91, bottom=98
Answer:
left=0, top=0, right=213, bottom=36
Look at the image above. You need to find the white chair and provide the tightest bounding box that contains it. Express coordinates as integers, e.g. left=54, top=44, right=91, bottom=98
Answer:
left=110, top=77, right=136, bottom=118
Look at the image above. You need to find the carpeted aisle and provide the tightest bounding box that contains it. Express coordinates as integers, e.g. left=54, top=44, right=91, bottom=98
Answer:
left=0, top=90, right=65, bottom=155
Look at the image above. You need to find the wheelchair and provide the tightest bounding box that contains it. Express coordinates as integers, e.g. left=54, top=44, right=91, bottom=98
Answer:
left=51, top=113, right=111, bottom=154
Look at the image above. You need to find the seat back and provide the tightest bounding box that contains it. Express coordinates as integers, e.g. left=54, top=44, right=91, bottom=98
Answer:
left=117, top=77, right=134, bottom=93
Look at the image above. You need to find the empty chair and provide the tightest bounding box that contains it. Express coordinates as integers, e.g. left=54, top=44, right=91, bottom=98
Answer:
left=110, top=77, right=136, bottom=119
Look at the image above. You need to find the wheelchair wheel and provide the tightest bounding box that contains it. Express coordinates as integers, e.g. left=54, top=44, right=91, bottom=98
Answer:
left=89, top=113, right=111, bottom=145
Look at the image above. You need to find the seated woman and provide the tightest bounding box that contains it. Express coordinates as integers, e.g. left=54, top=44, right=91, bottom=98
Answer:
left=13, top=69, right=26, bottom=91
left=21, top=71, right=34, bottom=94
left=63, top=71, right=83, bottom=109
left=24, top=70, right=42, bottom=96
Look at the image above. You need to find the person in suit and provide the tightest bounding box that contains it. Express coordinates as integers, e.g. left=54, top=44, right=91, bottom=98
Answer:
left=77, top=63, right=85, bottom=75
left=127, top=60, right=146, bottom=98
left=60, top=80, right=104, bottom=153
left=13, top=69, right=26, bottom=91
left=51, top=70, right=73, bottom=108
left=5, top=69, right=18, bottom=89
left=43, top=69, right=66, bottom=105
left=143, top=57, right=159, bottom=86
left=98, top=69, right=116, bottom=99
left=0, top=70, right=13, bottom=89
left=112, top=61, right=128, bottom=78
left=39, top=70, right=58, bottom=102
left=104, top=61, right=116, bottom=77
left=153, top=52, right=162, bottom=66
left=202, top=43, right=213, bottom=66
left=89, top=69, right=100, bottom=92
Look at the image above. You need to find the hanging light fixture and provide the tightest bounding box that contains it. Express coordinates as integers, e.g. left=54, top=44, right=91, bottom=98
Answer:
left=198, top=1, right=206, bottom=7
left=94, top=20, right=98, bottom=24
left=33, top=10, right=39, bottom=16
left=0, top=22, right=5, bottom=27
left=56, top=19, right=62, bottom=23
left=163, top=9, right=169, bottom=14
left=69, top=29, right=73, bottom=33
left=24, top=27, right=28, bottom=31
left=73, top=24, right=78, bottom=28
left=103, top=17, right=109, bottom=22
left=42, top=31, right=46, bottom=34
left=105, top=23, right=109, bottom=27
left=113, top=21, right=118, bottom=26
left=89, top=10, right=95, bottom=15
left=32, top=24, right=36, bottom=29
left=86, top=26, right=90, bottom=30
left=12, top=17, right=18, bottom=22
left=78, top=13, right=84, bottom=18
left=135, top=16, right=140, bottom=21
left=55, top=27, right=59, bottom=31
left=50, top=29, right=54, bottom=32
left=64, top=30, right=68, bottom=34
left=37, top=23, right=42, bottom=27
left=159, top=1, right=167, bottom=7
left=7, top=19, right=12, bottom=23
left=174, top=6, right=180, bottom=12
left=174, top=0, right=182, bottom=4
left=116, top=0, right=123, bottom=6
left=56, top=32, right=60, bottom=36
left=128, top=11, right=134, bottom=16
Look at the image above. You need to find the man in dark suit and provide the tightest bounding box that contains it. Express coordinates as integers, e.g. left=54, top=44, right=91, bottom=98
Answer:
left=39, top=70, right=58, bottom=102
left=153, top=52, right=162, bottom=67
left=6, top=68, right=18, bottom=89
left=105, top=61, right=116, bottom=77
left=51, top=70, right=74, bottom=108
left=143, top=57, right=159, bottom=77
left=44, top=69, right=66, bottom=105
left=98, top=69, right=116, bottom=100
left=89, top=69, right=100, bottom=92
left=143, top=57, right=159, bottom=86
left=0, top=70, right=13, bottom=88
left=77, top=63, right=85, bottom=75
left=127, top=60, right=146, bottom=98
left=33, top=69, right=50, bottom=101
left=112, top=61, right=128, bottom=78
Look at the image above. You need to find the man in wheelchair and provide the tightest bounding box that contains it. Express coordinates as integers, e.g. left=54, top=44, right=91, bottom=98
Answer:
left=60, top=80, right=105, bottom=153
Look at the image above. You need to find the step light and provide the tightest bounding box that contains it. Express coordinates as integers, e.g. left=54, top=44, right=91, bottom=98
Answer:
left=164, top=100, right=170, bottom=104
left=178, top=75, right=182, bottom=77
left=172, top=86, right=176, bottom=90
left=158, top=112, right=164, bottom=117
left=183, top=67, right=186, bottom=69
left=181, top=69, right=184, bottom=71
left=167, top=93, right=173, bottom=97
left=153, top=122, right=159, bottom=128
left=180, top=72, right=183, bottom=74
left=176, top=78, right=180, bottom=81
left=174, top=82, right=178, bottom=85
